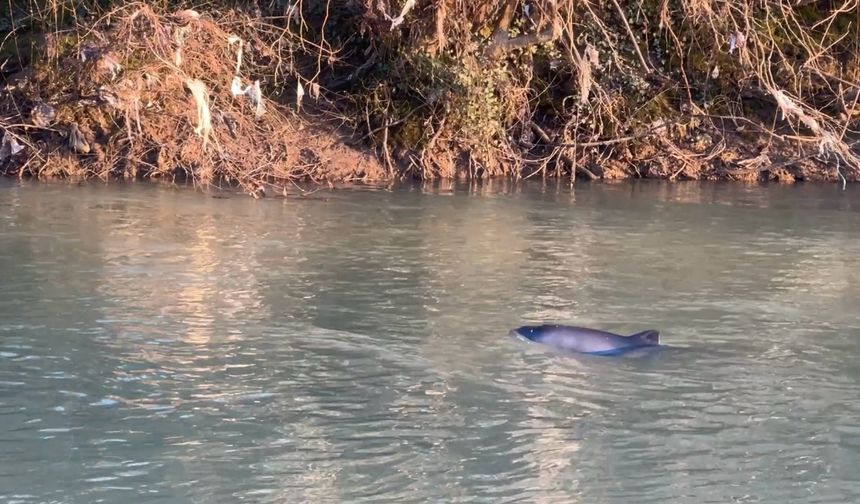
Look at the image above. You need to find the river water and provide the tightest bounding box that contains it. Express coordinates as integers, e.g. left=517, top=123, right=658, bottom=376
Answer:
left=1, top=179, right=859, bottom=503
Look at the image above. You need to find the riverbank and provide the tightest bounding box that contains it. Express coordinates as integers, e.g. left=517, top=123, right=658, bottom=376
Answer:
left=1, top=1, right=858, bottom=195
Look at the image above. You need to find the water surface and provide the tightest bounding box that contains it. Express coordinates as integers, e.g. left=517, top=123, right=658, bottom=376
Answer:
left=1, top=179, right=860, bottom=503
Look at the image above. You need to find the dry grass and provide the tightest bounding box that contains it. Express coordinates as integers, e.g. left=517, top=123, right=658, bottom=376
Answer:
left=0, top=1, right=385, bottom=195
left=346, top=0, right=860, bottom=182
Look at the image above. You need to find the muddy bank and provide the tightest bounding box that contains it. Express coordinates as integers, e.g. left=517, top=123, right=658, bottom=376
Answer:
left=0, top=3, right=388, bottom=196
left=1, top=1, right=858, bottom=195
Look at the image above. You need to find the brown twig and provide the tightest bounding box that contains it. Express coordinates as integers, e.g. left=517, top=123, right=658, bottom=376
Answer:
left=530, top=122, right=598, bottom=179
left=609, top=0, right=652, bottom=73
left=484, top=0, right=562, bottom=58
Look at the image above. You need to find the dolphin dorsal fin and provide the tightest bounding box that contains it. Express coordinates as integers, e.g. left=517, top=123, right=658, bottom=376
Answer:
left=629, top=329, right=660, bottom=344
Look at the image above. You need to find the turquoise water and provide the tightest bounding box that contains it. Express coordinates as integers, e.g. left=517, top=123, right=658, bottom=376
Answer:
left=1, top=180, right=860, bottom=503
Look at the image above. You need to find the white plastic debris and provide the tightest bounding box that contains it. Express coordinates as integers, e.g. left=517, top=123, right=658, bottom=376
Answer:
left=231, top=76, right=266, bottom=118
left=98, top=86, right=119, bottom=107
left=728, top=32, right=746, bottom=55
left=30, top=102, right=56, bottom=127
left=185, top=79, right=212, bottom=150
left=230, top=75, right=245, bottom=97
left=79, top=45, right=122, bottom=78
left=8, top=136, right=23, bottom=155
left=578, top=44, right=599, bottom=105
left=384, top=0, right=416, bottom=30
left=174, top=9, right=201, bottom=22
left=247, top=80, right=265, bottom=118
left=174, top=27, right=186, bottom=66
left=0, top=131, right=25, bottom=163
left=772, top=88, right=805, bottom=122
left=296, top=81, right=305, bottom=110
left=68, top=123, right=90, bottom=154
left=285, top=2, right=300, bottom=23
left=228, top=36, right=244, bottom=74
left=79, top=44, right=100, bottom=62
left=98, top=53, right=123, bottom=79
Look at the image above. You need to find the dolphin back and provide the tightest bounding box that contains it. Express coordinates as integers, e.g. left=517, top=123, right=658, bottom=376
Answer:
left=628, top=329, right=660, bottom=345
left=512, top=324, right=662, bottom=356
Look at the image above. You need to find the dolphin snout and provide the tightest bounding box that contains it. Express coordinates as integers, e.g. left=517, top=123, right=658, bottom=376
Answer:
left=508, top=328, right=526, bottom=339
left=509, top=326, right=536, bottom=341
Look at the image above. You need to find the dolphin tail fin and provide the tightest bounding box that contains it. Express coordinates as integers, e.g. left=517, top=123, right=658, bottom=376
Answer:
left=629, top=329, right=660, bottom=345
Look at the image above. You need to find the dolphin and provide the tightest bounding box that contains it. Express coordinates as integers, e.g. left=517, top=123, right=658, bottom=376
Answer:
left=510, top=324, right=661, bottom=356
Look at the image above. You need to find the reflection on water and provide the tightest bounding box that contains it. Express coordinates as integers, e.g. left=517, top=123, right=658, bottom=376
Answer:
left=1, top=179, right=860, bottom=503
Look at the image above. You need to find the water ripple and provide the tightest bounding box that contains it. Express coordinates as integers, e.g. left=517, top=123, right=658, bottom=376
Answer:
left=1, top=182, right=860, bottom=502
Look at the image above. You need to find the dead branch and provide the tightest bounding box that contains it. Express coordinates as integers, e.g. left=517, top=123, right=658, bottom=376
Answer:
left=484, top=0, right=562, bottom=59
left=531, top=122, right=598, bottom=179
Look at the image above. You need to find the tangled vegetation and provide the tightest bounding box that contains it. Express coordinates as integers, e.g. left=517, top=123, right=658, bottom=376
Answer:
left=1, top=0, right=859, bottom=194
